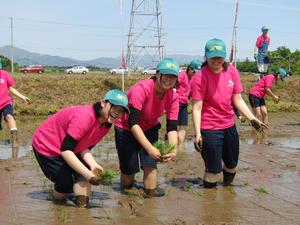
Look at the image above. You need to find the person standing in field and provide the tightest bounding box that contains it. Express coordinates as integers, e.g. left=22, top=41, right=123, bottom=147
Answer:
left=114, top=58, right=179, bottom=197
left=32, top=89, right=129, bottom=208
left=255, top=26, right=270, bottom=78
left=191, top=38, right=267, bottom=188
left=176, top=59, right=202, bottom=147
left=0, top=69, right=30, bottom=158
left=248, top=68, right=286, bottom=142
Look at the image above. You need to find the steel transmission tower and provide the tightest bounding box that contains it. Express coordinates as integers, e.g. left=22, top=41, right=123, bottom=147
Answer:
left=126, top=0, right=164, bottom=70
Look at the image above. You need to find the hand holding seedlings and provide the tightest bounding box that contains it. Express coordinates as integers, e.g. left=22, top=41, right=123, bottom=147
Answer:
left=153, top=140, right=176, bottom=162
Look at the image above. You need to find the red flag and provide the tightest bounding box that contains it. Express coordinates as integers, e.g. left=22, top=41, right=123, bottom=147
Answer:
left=121, top=46, right=126, bottom=69
left=118, top=0, right=123, bottom=16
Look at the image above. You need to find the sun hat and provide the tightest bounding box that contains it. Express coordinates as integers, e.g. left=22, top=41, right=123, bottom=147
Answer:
left=261, top=26, right=269, bottom=32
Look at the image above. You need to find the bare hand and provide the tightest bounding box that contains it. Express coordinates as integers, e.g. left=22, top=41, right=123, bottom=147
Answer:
left=250, top=119, right=268, bottom=133
left=23, top=96, right=31, bottom=104
left=148, top=147, right=162, bottom=162
left=88, top=165, right=104, bottom=185
left=273, top=96, right=280, bottom=104
left=194, top=136, right=203, bottom=152
left=161, top=150, right=176, bottom=162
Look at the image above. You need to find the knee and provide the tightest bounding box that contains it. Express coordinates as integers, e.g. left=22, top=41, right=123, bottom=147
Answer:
left=5, top=114, right=14, bottom=121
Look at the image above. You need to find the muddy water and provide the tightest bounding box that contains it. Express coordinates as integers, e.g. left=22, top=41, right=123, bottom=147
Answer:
left=0, top=113, right=299, bottom=225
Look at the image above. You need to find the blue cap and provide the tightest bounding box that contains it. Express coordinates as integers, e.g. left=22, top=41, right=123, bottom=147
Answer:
left=205, top=38, right=227, bottom=59
left=157, top=58, right=180, bottom=77
left=104, top=89, right=129, bottom=113
left=278, top=68, right=287, bottom=79
left=189, top=59, right=202, bottom=72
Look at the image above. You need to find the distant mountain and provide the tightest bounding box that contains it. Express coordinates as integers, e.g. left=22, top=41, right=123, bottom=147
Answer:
left=0, top=45, right=202, bottom=68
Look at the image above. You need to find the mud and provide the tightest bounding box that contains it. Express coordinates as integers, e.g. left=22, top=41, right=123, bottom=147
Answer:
left=0, top=112, right=299, bottom=225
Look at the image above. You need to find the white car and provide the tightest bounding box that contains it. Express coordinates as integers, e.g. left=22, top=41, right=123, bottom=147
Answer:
left=109, top=67, right=128, bottom=75
left=66, top=66, right=89, bottom=74
left=141, top=67, right=157, bottom=75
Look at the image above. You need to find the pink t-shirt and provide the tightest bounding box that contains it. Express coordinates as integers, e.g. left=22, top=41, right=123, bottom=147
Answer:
left=176, top=70, right=191, bottom=104
left=115, top=79, right=179, bottom=131
left=0, top=70, right=15, bottom=110
left=256, top=35, right=270, bottom=48
left=32, top=105, right=110, bottom=157
left=249, top=74, right=275, bottom=98
left=191, top=65, right=243, bottom=130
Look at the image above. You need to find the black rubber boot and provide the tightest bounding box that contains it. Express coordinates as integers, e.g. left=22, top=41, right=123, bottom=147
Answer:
left=223, top=169, right=236, bottom=186
left=144, top=188, right=165, bottom=198
left=203, top=180, right=217, bottom=189
left=74, top=195, right=89, bottom=208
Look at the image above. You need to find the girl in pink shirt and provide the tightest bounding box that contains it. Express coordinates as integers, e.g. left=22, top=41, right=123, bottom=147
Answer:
left=248, top=69, right=286, bottom=141
left=191, top=38, right=267, bottom=188
left=176, top=59, right=202, bottom=146
left=32, top=89, right=129, bottom=208
left=115, top=58, right=179, bottom=197
left=0, top=69, right=30, bottom=157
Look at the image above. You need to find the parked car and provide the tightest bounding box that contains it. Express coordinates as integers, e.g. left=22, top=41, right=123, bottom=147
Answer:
left=141, top=67, right=157, bottom=75
left=66, top=66, right=89, bottom=74
left=109, top=67, right=128, bottom=75
left=20, top=65, right=45, bottom=74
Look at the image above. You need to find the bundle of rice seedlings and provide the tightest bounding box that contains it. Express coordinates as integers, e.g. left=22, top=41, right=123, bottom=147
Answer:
left=93, top=169, right=118, bottom=185
left=153, top=140, right=175, bottom=156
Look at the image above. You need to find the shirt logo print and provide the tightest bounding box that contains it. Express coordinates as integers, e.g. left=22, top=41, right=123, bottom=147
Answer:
left=0, top=78, right=5, bottom=84
left=228, top=80, right=234, bottom=88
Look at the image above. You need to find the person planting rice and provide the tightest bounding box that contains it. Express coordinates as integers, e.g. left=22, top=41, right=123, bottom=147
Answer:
left=32, top=89, right=129, bottom=208
left=191, top=38, right=267, bottom=188
left=114, top=58, right=179, bottom=197
left=248, top=67, right=287, bottom=142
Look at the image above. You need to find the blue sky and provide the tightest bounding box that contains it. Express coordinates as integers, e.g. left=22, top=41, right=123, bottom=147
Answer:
left=0, top=0, right=299, bottom=61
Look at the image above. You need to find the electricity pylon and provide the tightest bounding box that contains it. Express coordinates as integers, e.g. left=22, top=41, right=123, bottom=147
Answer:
left=126, top=0, right=164, bottom=70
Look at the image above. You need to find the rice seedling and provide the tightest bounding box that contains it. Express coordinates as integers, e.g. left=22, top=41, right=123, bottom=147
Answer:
left=93, top=169, right=118, bottom=185
left=255, top=186, right=268, bottom=194
left=153, top=140, right=175, bottom=159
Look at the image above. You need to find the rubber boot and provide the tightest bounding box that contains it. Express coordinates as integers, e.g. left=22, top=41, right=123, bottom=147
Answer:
left=203, top=180, right=217, bottom=189
left=11, top=130, right=19, bottom=159
left=144, top=187, right=165, bottom=198
left=223, top=169, right=236, bottom=186
left=73, top=195, right=89, bottom=208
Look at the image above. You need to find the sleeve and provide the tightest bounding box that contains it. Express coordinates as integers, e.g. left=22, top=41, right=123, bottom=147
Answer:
left=265, top=76, right=274, bottom=88
left=129, top=106, right=141, bottom=128
left=256, top=36, right=262, bottom=48
left=128, top=84, right=146, bottom=111
left=5, top=72, right=15, bottom=87
left=191, top=72, right=206, bottom=101
left=166, top=90, right=179, bottom=121
left=166, top=119, right=178, bottom=132
left=231, top=66, right=243, bottom=94
left=61, top=133, right=79, bottom=151
left=66, top=113, right=92, bottom=141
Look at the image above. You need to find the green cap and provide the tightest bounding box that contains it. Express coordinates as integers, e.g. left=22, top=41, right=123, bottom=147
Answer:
left=278, top=68, right=287, bottom=79
left=261, top=26, right=269, bottom=32
left=189, top=59, right=202, bottom=72
left=157, top=58, right=180, bottom=76
left=104, top=89, right=129, bottom=113
left=205, top=38, right=227, bottom=59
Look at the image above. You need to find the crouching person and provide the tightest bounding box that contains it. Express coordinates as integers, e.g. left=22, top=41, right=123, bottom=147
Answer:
left=114, top=58, right=180, bottom=197
left=32, top=89, right=129, bottom=207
